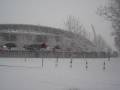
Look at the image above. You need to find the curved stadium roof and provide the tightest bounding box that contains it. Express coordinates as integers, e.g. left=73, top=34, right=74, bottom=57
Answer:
left=0, top=24, right=96, bottom=52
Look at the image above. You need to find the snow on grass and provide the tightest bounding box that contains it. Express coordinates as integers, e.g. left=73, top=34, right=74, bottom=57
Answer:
left=0, top=58, right=120, bottom=90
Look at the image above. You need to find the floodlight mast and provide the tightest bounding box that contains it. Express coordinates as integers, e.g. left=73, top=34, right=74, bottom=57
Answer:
left=91, top=24, right=97, bottom=47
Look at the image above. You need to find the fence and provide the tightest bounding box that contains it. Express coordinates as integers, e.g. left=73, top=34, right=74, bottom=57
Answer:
left=0, top=50, right=117, bottom=58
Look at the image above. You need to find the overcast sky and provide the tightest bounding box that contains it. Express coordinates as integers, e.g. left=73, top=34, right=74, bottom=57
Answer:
left=0, top=0, right=115, bottom=49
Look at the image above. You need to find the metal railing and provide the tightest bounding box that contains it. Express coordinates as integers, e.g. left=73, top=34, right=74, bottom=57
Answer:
left=0, top=50, right=117, bottom=58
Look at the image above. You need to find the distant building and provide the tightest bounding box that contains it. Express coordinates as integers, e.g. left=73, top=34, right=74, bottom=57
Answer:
left=0, top=24, right=96, bottom=52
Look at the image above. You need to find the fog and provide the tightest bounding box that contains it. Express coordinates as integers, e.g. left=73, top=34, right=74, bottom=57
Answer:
left=0, top=0, right=115, bottom=49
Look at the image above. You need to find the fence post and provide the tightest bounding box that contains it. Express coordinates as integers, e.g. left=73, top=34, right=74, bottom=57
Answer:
left=41, top=51, right=44, bottom=68
left=108, top=52, right=111, bottom=61
left=70, top=52, right=73, bottom=68
left=55, top=52, right=59, bottom=67
left=55, top=58, right=59, bottom=67
left=70, top=58, right=72, bottom=68
left=85, top=61, right=88, bottom=70
left=42, top=58, right=44, bottom=68
left=103, top=61, right=106, bottom=71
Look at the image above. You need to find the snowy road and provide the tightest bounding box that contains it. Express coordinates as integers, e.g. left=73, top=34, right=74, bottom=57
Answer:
left=0, top=58, right=120, bottom=90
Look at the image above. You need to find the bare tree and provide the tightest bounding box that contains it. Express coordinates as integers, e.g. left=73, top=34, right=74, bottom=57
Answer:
left=64, top=16, right=87, bottom=37
left=64, top=16, right=95, bottom=52
left=95, top=34, right=111, bottom=52
left=91, top=24, right=111, bottom=52
left=97, top=0, right=120, bottom=52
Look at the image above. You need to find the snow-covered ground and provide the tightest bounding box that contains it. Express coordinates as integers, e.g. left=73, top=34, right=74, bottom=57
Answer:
left=0, top=58, right=120, bottom=90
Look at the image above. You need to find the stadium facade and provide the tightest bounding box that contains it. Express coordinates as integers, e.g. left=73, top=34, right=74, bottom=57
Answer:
left=0, top=24, right=96, bottom=52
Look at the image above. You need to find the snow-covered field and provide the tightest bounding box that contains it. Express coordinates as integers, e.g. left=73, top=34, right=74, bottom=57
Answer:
left=0, top=58, right=120, bottom=90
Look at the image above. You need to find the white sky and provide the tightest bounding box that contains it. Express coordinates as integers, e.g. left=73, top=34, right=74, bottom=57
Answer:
left=0, top=0, right=115, bottom=50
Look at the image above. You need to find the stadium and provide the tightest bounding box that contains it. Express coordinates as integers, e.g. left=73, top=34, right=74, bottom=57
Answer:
left=0, top=24, right=96, bottom=52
